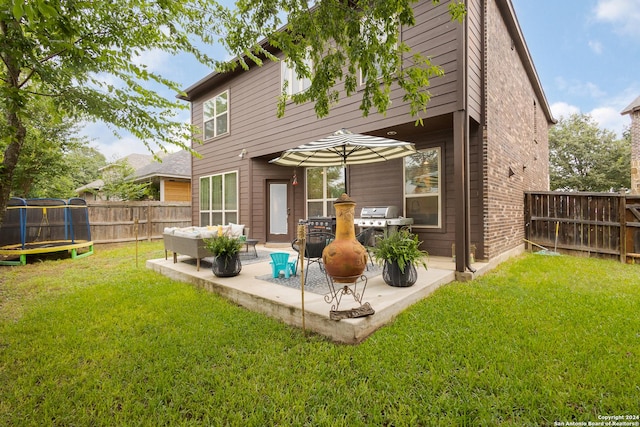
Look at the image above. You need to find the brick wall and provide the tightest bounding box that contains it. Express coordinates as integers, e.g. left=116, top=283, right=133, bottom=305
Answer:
left=630, top=111, right=640, bottom=194
left=482, top=0, right=551, bottom=259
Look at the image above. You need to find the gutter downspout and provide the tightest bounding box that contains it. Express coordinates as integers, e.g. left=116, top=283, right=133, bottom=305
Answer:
left=463, top=0, right=476, bottom=275
left=454, top=0, right=475, bottom=278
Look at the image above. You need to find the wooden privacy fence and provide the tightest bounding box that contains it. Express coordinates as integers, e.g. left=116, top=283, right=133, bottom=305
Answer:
left=525, top=192, right=640, bottom=263
left=88, top=201, right=191, bottom=244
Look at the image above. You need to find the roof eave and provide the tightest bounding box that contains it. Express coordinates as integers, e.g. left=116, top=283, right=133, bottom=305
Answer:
left=134, top=173, right=190, bottom=182
left=496, top=0, right=556, bottom=124
left=177, top=35, right=280, bottom=102
left=621, top=95, right=640, bottom=115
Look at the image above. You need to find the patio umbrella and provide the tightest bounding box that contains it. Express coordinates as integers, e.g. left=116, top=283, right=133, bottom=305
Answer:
left=269, top=128, right=417, bottom=192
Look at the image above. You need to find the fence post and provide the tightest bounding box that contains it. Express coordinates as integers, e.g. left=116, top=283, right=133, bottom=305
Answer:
left=147, top=201, right=152, bottom=242
left=524, top=192, right=531, bottom=248
left=619, top=192, right=626, bottom=263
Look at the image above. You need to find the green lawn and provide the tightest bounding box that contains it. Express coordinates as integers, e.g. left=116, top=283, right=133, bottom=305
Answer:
left=1, top=242, right=639, bottom=426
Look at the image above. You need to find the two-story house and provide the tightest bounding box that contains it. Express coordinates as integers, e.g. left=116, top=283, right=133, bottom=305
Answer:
left=179, top=0, right=554, bottom=277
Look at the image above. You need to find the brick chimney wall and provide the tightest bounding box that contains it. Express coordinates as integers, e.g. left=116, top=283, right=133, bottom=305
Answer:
left=631, top=110, right=640, bottom=194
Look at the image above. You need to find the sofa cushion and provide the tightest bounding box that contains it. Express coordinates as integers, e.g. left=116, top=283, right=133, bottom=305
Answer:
left=229, top=223, right=245, bottom=238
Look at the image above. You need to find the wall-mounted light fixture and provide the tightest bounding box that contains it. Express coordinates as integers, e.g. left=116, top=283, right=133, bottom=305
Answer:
left=508, top=166, right=515, bottom=178
left=238, top=148, right=247, bottom=159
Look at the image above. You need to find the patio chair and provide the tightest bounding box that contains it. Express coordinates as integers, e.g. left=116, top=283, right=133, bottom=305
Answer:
left=356, top=227, right=376, bottom=269
left=269, top=252, right=297, bottom=278
left=291, top=232, right=334, bottom=285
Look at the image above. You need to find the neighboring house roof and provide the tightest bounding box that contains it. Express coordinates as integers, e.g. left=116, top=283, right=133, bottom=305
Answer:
left=622, top=95, right=640, bottom=115
left=178, top=0, right=554, bottom=124
left=75, top=178, right=104, bottom=193
left=133, top=149, right=192, bottom=182
left=98, top=153, right=155, bottom=172
left=75, top=152, right=174, bottom=194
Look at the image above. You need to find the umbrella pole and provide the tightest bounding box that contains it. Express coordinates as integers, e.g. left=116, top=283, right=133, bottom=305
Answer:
left=343, top=165, right=348, bottom=195
left=297, top=224, right=306, bottom=334
left=342, top=148, right=348, bottom=194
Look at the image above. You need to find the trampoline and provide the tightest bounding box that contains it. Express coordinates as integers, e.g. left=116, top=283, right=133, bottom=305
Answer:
left=0, top=197, right=94, bottom=266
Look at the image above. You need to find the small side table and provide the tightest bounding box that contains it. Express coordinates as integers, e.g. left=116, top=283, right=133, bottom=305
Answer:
left=243, top=239, right=259, bottom=257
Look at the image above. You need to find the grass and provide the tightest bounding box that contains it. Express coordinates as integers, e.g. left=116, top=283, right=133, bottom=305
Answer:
left=1, top=242, right=639, bottom=426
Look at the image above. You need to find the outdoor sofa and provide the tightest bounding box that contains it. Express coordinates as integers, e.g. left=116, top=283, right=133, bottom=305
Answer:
left=163, top=224, right=249, bottom=271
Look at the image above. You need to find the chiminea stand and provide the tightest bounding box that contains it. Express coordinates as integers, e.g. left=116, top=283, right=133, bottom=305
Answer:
left=324, top=274, right=375, bottom=320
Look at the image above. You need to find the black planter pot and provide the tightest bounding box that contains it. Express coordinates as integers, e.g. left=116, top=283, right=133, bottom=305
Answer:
left=212, top=254, right=242, bottom=277
left=382, top=260, right=417, bottom=287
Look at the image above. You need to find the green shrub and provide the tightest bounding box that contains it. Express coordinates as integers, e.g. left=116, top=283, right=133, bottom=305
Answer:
left=204, top=234, right=243, bottom=258
left=370, top=229, right=428, bottom=273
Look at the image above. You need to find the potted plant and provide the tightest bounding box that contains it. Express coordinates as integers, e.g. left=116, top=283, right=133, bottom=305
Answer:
left=204, top=234, right=243, bottom=277
left=371, top=229, right=428, bottom=287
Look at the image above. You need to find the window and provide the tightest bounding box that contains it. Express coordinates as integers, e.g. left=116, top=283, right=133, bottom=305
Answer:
left=199, top=171, right=238, bottom=226
left=306, top=166, right=345, bottom=217
left=404, top=147, right=441, bottom=228
left=281, top=56, right=312, bottom=96
left=203, top=90, right=229, bottom=140
left=359, top=15, right=398, bottom=85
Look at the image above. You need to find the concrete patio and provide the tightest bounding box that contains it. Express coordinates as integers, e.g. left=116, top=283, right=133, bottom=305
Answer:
left=147, top=245, right=521, bottom=344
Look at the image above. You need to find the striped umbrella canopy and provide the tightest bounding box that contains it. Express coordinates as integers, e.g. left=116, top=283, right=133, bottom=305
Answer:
left=269, top=129, right=416, bottom=168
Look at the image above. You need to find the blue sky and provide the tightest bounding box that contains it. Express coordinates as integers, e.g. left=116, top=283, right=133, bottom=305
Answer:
left=512, top=0, right=640, bottom=134
left=83, top=0, right=640, bottom=159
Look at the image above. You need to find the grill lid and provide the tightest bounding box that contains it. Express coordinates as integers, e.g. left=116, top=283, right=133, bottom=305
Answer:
left=360, top=206, right=399, bottom=218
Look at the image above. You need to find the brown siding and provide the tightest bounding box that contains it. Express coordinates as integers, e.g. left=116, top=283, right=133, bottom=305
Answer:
left=186, top=0, right=551, bottom=259
left=482, top=0, right=550, bottom=259
left=348, top=128, right=459, bottom=258
left=189, top=0, right=463, bottom=156
left=188, top=0, right=466, bottom=243
left=467, top=0, right=484, bottom=121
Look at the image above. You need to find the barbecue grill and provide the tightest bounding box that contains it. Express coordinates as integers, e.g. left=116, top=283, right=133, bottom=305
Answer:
left=298, top=217, right=336, bottom=234
left=354, top=206, right=413, bottom=234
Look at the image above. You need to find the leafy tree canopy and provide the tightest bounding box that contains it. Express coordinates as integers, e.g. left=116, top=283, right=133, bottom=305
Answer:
left=549, top=113, right=630, bottom=192
left=1, top=0, right=464, bottom=225
left=1, top=94, right=107, bottom=198
left=101, top=159, right=150, bottom=201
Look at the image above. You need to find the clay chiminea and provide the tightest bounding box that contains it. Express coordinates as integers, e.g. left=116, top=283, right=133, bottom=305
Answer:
left=322, top=193, right=368, bottom=283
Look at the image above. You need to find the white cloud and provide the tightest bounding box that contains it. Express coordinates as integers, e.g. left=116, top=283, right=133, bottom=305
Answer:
left=588, top=40, right=603, bottom=54
left=131, top=49, right=173, bottom=74
left=100, top=137, right=152, bottom=161
left=595, top=0, right=640, bottom=37
left=550, top=95, right=636, bottom=138
left=554, top=77, right=606, bottom=99
left=550, top=101, right=580, bottom=119
left=589, top=106, right=628, bottom=136
left=79, top=121, right=169, bottom=160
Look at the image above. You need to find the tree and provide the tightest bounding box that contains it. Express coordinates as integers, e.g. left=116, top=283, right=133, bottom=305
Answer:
left=2, top=95, right=107, bottom=198
left=1, top=0, right=465, bottom=225
left=100, top=160, right=150, bottom=201
left=549, top=113, right=630, bottom=191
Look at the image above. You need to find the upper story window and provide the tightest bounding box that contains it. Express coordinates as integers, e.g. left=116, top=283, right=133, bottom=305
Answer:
left=203, top=90, right=229, bottom=140
left=359, top=16, right=398, bottom=85
left=281, top=57, right=312, bottom=96
left=404, top=147, right=442, bottom=228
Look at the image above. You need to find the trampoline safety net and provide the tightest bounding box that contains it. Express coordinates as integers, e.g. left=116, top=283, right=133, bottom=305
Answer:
left=0, top=197, right=92, bottom=257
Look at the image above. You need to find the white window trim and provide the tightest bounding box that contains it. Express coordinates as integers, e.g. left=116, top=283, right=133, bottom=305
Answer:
left=359, top=15, right=399, bottom=86
left=202, top=90, right=229, bottom=140
left=281, top=56, right=312, bottom=96
left=403, top=147, right=442, bottom=229
left=199, top=170, right=238, bottom=226
left=305, top=166, right=344, bottom=217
